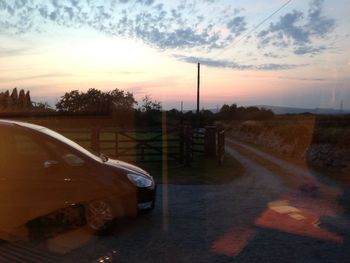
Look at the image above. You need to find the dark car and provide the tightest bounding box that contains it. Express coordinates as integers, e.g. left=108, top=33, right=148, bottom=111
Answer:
left=0, top=120, right=156, bottom=234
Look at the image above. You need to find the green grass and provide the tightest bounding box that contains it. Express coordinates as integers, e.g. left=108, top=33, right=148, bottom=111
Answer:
left=140, top=154, right=245, bottom=185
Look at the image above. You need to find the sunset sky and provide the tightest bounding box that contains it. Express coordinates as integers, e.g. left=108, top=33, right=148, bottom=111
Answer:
left=0, top=0, right=349, bottom=110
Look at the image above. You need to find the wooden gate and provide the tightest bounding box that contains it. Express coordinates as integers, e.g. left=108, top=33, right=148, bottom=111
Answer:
left=58, top=128, right=182, bottom=163
left=57, top=125, right=224, bottom=165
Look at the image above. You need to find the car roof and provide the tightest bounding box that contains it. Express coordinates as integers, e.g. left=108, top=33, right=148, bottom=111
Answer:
left=0, top=119, right=46, bottom=131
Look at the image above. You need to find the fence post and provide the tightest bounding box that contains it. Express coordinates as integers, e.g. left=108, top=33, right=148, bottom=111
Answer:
left=205, top=126, right=217, bottom=157
left=91, top=128, right=100, bottom=154
left=184, top=126, right=192, bottom=166
left=217, top=128, right=225, bottom=165
left=179, top=126, right=185, bottom=164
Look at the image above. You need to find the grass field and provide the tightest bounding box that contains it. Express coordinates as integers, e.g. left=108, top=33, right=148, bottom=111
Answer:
left=141, top=154, right=244, bottom=185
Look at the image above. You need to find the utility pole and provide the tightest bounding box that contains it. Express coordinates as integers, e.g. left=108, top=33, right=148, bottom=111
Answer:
left=196, top=63, right=200, bottom=128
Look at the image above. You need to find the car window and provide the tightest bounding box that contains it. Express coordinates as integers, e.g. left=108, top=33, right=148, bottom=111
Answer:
left=14, top=133, right=44, bottom=157
left=46, top=141, right=85, bottom=167
left=0, top=128, right=51, bottom=177
left=41, top=128, right=102, bottom=163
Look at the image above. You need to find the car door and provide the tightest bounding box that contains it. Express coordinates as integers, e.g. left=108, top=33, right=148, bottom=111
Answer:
left=0, top=126, right=69, bottom=229
left=43, top=139, right=111, bottom=206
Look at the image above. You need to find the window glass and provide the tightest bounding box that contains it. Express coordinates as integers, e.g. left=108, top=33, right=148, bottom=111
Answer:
left=41, top=128, right=101, bottom=163
left=12, top=132, right=50, bottom=168
left=46, top=141, right=85, bottom=167
left=14, top=134, right=43, bottom=156
left=0, top=129, right=50, bottom=176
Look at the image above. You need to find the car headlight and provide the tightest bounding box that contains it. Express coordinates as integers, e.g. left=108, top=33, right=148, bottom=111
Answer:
left=127, top=173, right=153, bottom=188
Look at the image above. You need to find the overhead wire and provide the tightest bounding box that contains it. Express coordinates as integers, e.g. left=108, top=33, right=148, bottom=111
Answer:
left=216, top=0, right=293, bottom=57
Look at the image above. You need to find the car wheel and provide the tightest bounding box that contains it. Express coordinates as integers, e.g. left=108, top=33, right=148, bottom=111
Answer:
left=85, top=200, right=115, bottom=234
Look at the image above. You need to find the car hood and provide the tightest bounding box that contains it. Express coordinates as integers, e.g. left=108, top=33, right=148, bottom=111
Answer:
left=105, top=159, right=150, bottom=177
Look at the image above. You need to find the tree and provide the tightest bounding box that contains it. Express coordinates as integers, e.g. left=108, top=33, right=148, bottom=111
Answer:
left=0, top=88, right=33, bottom=111
left=18, top=89, right=26, bottom=108
left=140, top=95, right=161, bottom=112
left=10, top=88, right=18, bottom=107
left=56, top=88, right=137, bottom=114
left=56, top=90, right=81, bottom=112
left=218, top=104, right=231, bottom=120
left=0, top=93, right=5, bottom=109
left=25, top=91, right=32, bottom=108
left=216, top=104, right=274, bottom=120
left=110, top=89, right=136, bottom=111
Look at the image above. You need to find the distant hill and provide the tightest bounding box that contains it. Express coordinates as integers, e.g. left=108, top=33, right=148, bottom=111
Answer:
left=187, top=105, right=350, bottom=115
left=255, top=105, right=350, bottom=115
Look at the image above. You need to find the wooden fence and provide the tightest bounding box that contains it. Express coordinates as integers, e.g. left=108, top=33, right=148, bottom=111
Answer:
left=57, top=126, right=224, bottom=165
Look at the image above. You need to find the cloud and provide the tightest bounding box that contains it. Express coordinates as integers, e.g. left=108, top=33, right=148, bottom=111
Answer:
left=0, top=47, right=31, bottom=57
left=0, top=0, right=248, bottom=51
left=293, top=45, right=327, bottom=55
left=125, top=86, right=149, bottom=96
left=174, top=55, right=303, bottom=71
left=278, top=76, right=328, bottom=81
left=227, top=16, right=247, bottom=36
left=307, top=0, right=335, bottom=37
left=136, top=0, right=155, bottom=5
left=0, top=72, right=73, bottom=82
left=257, top=0, right=335, bottom=55
left=104, top=71, right=145, bottom=75
left=0, top=0, right=338, bottom=57
left=135, top=27, right=225, bottom=50
left=263, top=52, right=284, bottom=58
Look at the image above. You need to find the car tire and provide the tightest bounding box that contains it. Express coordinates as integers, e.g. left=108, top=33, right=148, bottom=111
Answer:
left=85, top=199, right=115, bottom=235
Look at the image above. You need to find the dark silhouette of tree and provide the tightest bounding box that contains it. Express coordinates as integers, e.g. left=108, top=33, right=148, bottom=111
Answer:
left=4, top=90, right=10, bottom=108
left=56, top=88, right=136, bottom=114
left=134, top=95, right=162, bottom=127
left=198, top=109, right=214, bottom=126
left=0, top=88, right=33, bottom=111
left=56, top=90, right=80, bottom=112
left=0, top=92, right=5, bottom=109
left=18, top=89, right=26, bottom=108
left=219, top=104, right=231, bottom=120
left=110, top=89, right=136, bottom=111
left=216, top=104, right=274, bottom=120
left=140, top=95, right=161, bottom=112
left=25, top=91, right=31, bottom=108
left=10, top=88, right=18, bottom=108
left=167, top=108, right=181, bottom=119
